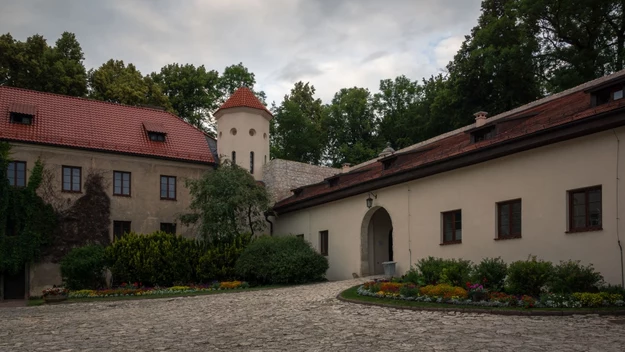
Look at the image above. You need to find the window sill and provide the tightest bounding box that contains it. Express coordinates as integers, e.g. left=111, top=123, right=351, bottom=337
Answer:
left=566, top=228, right=603, bottom=234
left=494, top=235, right=522, bottom=241
left=160, top=198, right=177, bottom=201
left=113, top=194, right=132, bottom=197
left=62, top=190, right=82, bottom=194
left=440, top=240, right=462, bottom=246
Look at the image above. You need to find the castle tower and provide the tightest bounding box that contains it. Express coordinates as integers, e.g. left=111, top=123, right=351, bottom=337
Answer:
left=214, top=87, right=272, bottom=181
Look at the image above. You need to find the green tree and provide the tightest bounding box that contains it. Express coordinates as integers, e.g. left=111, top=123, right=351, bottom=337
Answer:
left=373, top=75, right=421, bottom=149
left=180, top=162, right=270, bottom=242
left=326, top=87, right=382, bottom=166
left=517, top=0, right=618, bottom=92
left=218, top=62, right=267, bottom=105
left=88, top=59, right=171, bottom=110
left=270, top=82, right=327, bottom=164
left=0, top=32, right=87, bottom=96
left=150, top=63, right=220, bottom=130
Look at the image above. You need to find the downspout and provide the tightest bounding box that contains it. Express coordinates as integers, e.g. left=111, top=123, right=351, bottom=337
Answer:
left=408, top=187, right=412, bottom=268
left=613, top=130, right=624, bottom=288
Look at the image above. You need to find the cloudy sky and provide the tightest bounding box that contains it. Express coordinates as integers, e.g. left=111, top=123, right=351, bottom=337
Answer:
left=1, top=0, right=482, bottom=104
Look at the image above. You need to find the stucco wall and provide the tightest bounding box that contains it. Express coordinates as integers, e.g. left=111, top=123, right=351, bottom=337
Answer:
left=216, top=107, right=270, bottom=180
left=263, top=159, right=339, bottom=203
left=274, top=127, right=625, bottom=284
left=8, top=142, right=211, bottom=239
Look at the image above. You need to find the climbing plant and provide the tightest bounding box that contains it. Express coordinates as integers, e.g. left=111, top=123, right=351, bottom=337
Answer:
left=0, top=142, right=58, bottom=274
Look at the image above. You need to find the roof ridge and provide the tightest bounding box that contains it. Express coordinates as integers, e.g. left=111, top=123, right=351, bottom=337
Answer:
left=347, top=68, right=625, bottom=172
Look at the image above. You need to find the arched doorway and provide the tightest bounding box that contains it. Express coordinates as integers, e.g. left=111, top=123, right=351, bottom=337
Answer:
left=360, top=207, right=393, bottom=276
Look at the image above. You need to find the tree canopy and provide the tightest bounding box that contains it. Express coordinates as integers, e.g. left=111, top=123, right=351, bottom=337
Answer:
left=180, top=162, right=270, bottom=242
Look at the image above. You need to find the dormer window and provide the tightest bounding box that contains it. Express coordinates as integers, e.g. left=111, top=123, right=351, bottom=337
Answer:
left=10, top=112, right=34, bottom=125
left=143, top=121, right=167, bottom=142
left=148, top=132, right=166, bottom=142
left=327, top=176, right=339, bottom=187
left=293, top=188, right=303, bottom=197
left=589, top=81, right=625, bottom=106
left=381, top=155, right=397, bottom=170
left=471, top=126, right=496, bottom=143
left=8, top=103, right=37, bottom=125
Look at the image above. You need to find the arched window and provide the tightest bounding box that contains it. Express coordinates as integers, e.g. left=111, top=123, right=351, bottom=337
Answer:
left=250, top=151, right=255, bottom=174
left=231, top=151, right=236, bottom=164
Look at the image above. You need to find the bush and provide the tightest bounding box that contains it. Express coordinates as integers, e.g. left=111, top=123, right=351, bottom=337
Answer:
left=471, top=257, right=508, bottom=291
left=549, top=260, right=604, bottom=294
left=416, top=257, right=445, bottom=285
left=402, top=265, right=425, bottom=286
left=399, top=283, right=420, bottom=297
left=235, top=236, right=328, bottom=285
left=415, top=257, right=472, bottom=286
left=60, top=245, right=107, bottom=290
left=572, top=292, right=604, bottom=307
left=105, top=231, right=200, bottom=286
left=197, top=233, right=251, bottom=282
left=600, top=284, right=625, bottom=296
left=439, top=259, right=473, bottom=287
left=506, top=256, right=553, bottom=296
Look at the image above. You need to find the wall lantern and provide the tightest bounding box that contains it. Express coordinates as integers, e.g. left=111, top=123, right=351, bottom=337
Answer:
left=366, top=192, right=377, bottom=208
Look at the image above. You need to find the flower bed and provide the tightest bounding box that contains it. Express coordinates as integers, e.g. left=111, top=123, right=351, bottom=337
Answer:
left=357, top=279, right=625, bottom=309
left=68, top=281, right=250, bottom=299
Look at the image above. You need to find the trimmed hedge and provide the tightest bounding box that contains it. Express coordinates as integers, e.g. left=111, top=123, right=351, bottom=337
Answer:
left=197, top=233, right=251, bottom=282
left=235, top=236, right=329, bottom=284
left=105, top=232, right=201, bottom=286
left=60, top=245, right=107, bottom=290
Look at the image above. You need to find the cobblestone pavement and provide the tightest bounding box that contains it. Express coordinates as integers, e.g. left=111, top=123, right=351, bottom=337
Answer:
left=2, top=278, right=625, bottom=351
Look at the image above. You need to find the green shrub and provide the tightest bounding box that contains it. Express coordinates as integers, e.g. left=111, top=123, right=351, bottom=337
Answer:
left=402, top=265, right=425, bottom=286
left=60, top=245, right=107, bottom=290
left=439, top=259, right=473, bottom=287
left=105, top=231, right=200, bottom=286
left=399, top=283, right=420, bottom=297
left=572, top=292, right=604, bottom=307
left=415, top=257, right=446, bottom=285
left=506, top=256, right=553, bottom=296
left=600, top=284, right=625, bottom=296
left=197, top=233, right=251, bottom=282
left=235, top=236, right=328, bottom=285
left=549, top=260, right=604, bottom=294
left=471, top=257, right=508, bottom=291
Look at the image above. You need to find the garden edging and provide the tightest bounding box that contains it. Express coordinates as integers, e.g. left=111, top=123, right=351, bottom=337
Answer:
left=337, top=290, right=625, bottom=316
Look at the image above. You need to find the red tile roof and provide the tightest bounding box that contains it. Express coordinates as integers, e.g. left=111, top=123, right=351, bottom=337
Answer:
left=215, top=87, right=272, bottom=116
left=0, top=86, right=215, bottom=164
left=274, top=72, right=625, bottom=212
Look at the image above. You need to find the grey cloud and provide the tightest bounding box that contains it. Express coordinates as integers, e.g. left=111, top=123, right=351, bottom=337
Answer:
left=0, top=0, right=483, bottom=104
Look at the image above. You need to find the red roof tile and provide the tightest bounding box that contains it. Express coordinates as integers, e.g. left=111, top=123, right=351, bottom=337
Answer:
left=215, top=87, right=272, bottom=116
left=274, top=75, right=625, bottom=211
left=0, top=86, right=215, bottom=164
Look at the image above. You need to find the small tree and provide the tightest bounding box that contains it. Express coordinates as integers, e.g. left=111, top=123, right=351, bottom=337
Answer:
left=181, top=161, right=270, bottom=242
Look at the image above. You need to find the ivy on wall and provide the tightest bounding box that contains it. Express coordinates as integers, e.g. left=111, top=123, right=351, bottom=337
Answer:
left=43, top=171, right=111, bottom=262
left=0, top=142, right=58, bottom=274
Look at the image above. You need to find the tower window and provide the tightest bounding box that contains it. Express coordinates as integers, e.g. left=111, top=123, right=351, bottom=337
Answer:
left=250, top=151, right=255, bottom=174
left=249, top=129, right=256, bottom=136
left=230, top=128, right=237, bottom=136
left=232, top=151, right=236, bottom=164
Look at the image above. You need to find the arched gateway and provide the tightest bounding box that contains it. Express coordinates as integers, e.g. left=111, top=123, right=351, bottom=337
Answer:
left=360, top=206, right=393, bottom=276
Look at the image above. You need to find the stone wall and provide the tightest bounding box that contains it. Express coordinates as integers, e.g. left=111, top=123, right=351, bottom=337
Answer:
left=263, top=159, right=339, bottom=203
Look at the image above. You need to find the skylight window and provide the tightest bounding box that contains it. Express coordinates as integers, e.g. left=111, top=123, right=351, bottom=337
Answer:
left=471, top=126, right=496, bottom=143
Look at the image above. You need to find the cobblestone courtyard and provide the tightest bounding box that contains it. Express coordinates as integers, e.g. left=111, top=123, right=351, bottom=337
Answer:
left=1, top=278, right=625, bottom=351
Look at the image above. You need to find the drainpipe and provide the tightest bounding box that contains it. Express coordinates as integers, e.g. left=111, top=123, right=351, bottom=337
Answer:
left=408, top=187, right=412, bottom=268
left=613, top=130, right=624, bottom=288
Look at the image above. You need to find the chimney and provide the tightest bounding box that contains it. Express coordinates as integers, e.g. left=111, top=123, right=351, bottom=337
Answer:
left=341, top=163, right=351, bottom=172
left=474, top=111, right=488, bottom=127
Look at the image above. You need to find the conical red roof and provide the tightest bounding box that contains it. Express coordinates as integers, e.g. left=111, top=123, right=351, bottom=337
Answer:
left=215, top=87, right=272, bottom=116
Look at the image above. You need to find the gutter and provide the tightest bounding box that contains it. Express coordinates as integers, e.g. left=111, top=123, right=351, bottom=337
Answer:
left=274, top=108, right=625, bottom=215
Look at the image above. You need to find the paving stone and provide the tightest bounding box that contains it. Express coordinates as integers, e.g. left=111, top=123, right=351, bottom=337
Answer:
left=1, top=278, right=625, bottom=351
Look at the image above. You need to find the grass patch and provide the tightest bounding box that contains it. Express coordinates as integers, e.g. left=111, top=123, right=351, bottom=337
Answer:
left=29, top=285, right=288, bottom=306
left=339, top=285, right=625, bottom=313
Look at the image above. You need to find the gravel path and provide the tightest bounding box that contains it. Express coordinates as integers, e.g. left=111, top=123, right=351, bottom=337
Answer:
left=1, top=278, right=625, bottom=351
